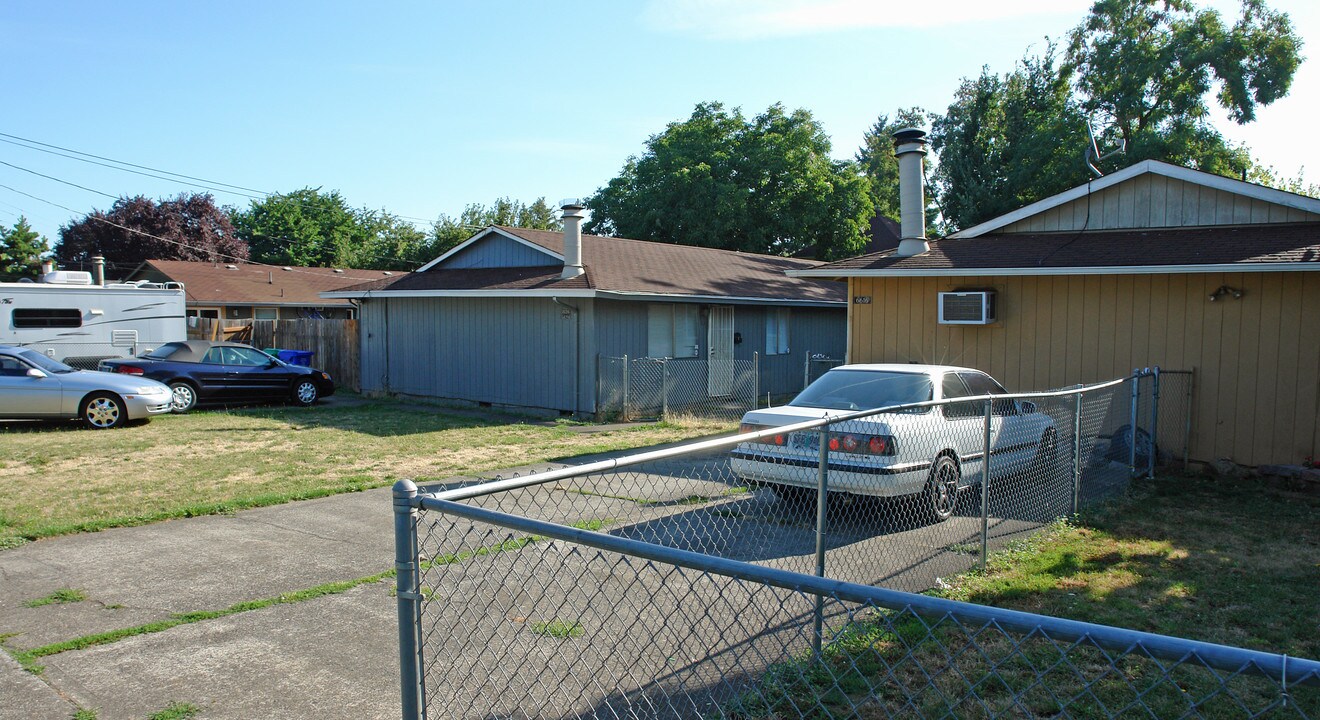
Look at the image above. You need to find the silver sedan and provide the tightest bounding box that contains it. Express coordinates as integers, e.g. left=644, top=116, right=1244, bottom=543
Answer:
left=0, top=346, right=173, bottom=428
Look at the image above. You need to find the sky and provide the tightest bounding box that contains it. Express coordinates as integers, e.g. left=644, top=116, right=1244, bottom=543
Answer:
left=2, top=0, right=1317, bottom=250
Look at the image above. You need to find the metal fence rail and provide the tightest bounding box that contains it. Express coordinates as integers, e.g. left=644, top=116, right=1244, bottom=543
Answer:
left=392, top=367, right=1317, bottom=718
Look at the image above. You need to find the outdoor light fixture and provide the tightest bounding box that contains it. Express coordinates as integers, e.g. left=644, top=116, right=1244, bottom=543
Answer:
left=1208, top=285, right=1244, bottom=302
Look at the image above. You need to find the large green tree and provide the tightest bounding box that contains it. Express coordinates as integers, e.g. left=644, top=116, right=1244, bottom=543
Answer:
left=856, top=107, right=930, bottom=222
left=586, top=102, right=874, bottom=260
left=0, top=216, right=50, bottom=280
left=231, top=188, right=374, bottom=268
left=55, top=193, right=248, bottom=269
left=923, top=0, right=1301, bottom=233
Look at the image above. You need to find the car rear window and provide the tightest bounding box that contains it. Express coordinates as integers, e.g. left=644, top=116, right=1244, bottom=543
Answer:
left=143, top=343, right=183, bottom=359
left=790, top=370, right=933, bottom=412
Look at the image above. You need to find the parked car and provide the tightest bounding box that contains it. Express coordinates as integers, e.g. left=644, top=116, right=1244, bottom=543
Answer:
left=730, top=364, right=1056, bottom=522
left=0, top=345, right=173, bottom=428
left=99, top=340, right=335, bottom=412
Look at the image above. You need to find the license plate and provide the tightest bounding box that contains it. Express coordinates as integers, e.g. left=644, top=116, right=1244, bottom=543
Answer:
left=790, top=432, right=820, bottom=452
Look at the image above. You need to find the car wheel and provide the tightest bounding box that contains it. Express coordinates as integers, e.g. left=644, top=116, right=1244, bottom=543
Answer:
left=291, top=379, right=319, bottom=406
left=82, top=392, right=126, bottom=429
left=924, top=455, right=960, bottom=523
left=169, top=381, right=198, bottom=413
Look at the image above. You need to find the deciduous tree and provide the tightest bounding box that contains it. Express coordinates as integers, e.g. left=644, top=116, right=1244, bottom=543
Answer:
left=55, top=193, right=247, bottom=268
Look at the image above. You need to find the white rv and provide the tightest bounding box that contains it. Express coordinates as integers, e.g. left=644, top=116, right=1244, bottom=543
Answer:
left=0, top=270, right=187, bottom=369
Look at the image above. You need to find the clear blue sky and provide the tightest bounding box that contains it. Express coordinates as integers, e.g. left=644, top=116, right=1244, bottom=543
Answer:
left=2, top=0, right=1316, bottom=247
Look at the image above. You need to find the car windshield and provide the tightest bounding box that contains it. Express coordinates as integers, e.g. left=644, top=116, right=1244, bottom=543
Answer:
left=16, top=349, right=76, bottom=374
left=790, top=370, right=933, bottom=412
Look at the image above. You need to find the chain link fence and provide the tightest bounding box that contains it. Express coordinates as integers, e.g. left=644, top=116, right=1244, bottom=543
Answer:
left=804, top=351, right=844, bottom=390
left=597, top=355, right=760, bottom=421
left=394, top=367, right=1316, bottom=719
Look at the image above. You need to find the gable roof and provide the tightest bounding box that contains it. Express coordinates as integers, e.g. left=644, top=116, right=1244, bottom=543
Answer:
left=950, top=159, right=1320, bottom=239
left=134, top=260, right=404, bottom=307
left=791, top=223, right=1320, bottom=278
left=328, top=226, right=846, bottom=305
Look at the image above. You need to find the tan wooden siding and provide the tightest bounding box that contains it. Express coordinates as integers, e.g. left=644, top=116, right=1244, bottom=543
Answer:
left=1001, top=175, right=1320, bottom=233
left=847, top=272, right=1320, bottom=466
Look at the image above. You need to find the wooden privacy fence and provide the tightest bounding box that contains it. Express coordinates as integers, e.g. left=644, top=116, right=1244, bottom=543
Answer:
left=187, top=318, right=360, bottom=392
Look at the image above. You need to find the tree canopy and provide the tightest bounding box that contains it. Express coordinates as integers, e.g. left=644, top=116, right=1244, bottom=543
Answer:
left=428, top=197, right=561, bottom=260
left=856, top=107, right=930, bottom=223
left=231, top=188, right=379, bottom=269
left=0, top=216, right=50, bottom=280
left=55, top=193, right=248, bottom=270
left=586, top=102, right=874, bottom=260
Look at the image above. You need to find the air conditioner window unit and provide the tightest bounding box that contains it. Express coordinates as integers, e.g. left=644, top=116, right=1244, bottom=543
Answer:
left=938, top=291, right=996, bottom=325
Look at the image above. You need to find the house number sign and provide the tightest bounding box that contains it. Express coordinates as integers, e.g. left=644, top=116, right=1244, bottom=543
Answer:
left=853, top=296, right=872, bottom=304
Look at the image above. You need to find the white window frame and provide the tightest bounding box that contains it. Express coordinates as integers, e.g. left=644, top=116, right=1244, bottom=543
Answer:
left=646, top=305, right=699, bottom=359
left=765, top=308, right=790, bottom=355
left=253, top=307, right=279, bottom=321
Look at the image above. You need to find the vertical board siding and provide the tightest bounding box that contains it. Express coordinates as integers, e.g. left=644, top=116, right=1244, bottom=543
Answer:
left=375, top=297, right=575, bottom=411
left=442, top=234, right=559, bottom=269
left=1001, top=176, right=1320, bottom=233
left=848, top=272, right=1320, bottom=466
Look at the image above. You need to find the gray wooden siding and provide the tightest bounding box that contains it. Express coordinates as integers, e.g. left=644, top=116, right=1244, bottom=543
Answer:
left=442, top=234, right=559, bottom=269
left=358, top=299, right=389, bottom=393
left=1000, top=174, right=1320, bottom=234
left=361, top=296, right=578, bottom=411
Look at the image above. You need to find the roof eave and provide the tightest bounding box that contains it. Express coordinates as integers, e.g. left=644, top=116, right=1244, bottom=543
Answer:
left=789, top=262, right=1320, bottom=278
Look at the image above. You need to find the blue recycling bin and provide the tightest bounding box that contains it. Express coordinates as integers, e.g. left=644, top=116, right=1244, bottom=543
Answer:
left=277, top=349, right=315, bottom=367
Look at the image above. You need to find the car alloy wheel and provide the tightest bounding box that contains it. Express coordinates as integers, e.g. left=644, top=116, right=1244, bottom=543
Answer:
left=82, top=393, right=125, bottom=429
left=926, top=455, right=960, bottom=522
left=292, top=380, right=319, bottom=406
left=169, top=382, right=197, bottom=413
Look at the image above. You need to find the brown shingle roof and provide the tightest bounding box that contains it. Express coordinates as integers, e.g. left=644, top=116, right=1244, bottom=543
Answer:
left=806, top=223, right=1320, bottom=275
left=141, top=260, right=405, bottom=306
left=336, top=227, right=845, bottom=303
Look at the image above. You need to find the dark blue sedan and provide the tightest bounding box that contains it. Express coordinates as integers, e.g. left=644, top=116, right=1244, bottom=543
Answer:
left=99, top=340, right=335, bottom=413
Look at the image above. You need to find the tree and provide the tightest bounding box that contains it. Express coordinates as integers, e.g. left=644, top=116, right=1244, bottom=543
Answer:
left=427, top=197, right=563, bottom=259
left=55, top=193, right=248, bottom=269
left=1065, top=0, right=1300, bottom=173
left=586, top=102, right=875, bottom=260
left=0, top=216, right=50, bottom=280
left=931, top=47, right=1091, bottom=231
left=231, top=188, right=371, bottom=268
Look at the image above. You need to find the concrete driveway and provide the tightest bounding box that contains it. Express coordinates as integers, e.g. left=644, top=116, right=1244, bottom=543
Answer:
left=0, top=444, right=1077, bottom=719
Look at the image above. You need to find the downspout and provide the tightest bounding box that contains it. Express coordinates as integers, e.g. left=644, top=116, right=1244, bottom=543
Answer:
left=553, top=297, right=580, bottom=416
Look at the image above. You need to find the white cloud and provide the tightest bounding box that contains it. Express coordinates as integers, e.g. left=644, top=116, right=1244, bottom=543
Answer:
left=643, top=0, right=1091, bottom=40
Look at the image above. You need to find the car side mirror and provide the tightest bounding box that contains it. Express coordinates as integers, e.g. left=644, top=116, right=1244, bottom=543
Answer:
left=26, top=368, right=48, bottom=379
left=1020, top=400, right=1037, bottom=414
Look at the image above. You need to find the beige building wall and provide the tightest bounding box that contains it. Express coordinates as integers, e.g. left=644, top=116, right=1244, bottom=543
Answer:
left=848, top=272, right=1320, bottom=466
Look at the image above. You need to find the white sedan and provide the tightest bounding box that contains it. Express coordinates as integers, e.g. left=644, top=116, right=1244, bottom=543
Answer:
left=731, top=364, right=1057, bottom=522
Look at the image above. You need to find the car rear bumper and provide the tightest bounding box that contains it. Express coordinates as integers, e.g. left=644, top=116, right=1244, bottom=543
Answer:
left=729, top=449, right=931, bottom=497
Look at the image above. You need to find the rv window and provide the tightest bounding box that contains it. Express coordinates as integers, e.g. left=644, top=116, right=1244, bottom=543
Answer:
left=12, top=308, right=82, bottom=329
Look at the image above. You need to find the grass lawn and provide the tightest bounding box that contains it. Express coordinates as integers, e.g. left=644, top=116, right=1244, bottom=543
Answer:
left=0, top=396, right=732, bottom=548
left=733, top=473, right=1320, bottom=718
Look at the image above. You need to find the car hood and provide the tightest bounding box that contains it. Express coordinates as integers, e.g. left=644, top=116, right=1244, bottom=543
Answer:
left=57, top=369, right=171, bottom=394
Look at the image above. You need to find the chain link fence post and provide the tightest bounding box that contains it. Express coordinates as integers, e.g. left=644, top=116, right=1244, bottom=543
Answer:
left=1129, top=370, right=1141, bottom=477
left=1150, top=367, right=1161, bottom=479
left=393, top=480, right=424, bottom=720
left=621, top=354, right=630, bottom=422
left=1184, top=368, right=1195, bottom=472
left=981, top=398, right=992, bottom=570
left=813, top=423, right=830, bottom=659
left=1072, top=391, right=1084, bottom=515
left=661, top=359, right=670, bottom=419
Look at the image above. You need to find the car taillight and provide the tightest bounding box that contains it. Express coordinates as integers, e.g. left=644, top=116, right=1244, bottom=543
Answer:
left=826, top=432, right=896, bottom=456
left=115, top=365, right=145, bottom=376
left=740, top=423, right=787, bottom=446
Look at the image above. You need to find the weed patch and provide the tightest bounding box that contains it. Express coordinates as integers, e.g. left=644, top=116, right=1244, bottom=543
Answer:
left=23, top=588, right=86, bottom=608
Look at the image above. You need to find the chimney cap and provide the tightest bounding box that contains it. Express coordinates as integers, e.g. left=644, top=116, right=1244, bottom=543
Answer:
left=893, top=127, right=928, bottom=146
left=558, top=198, right=585, bottom=209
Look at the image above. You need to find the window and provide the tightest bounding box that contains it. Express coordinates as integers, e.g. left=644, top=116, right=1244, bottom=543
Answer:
left=941, top=372, right=979, bottom=419
left=0, top=356, right=30, bottom=377
left=765, top=308, right=790, bottom=355
left=646, top=305, right=699, bottom=358
left=202, top=348, right=225, bottom=364
left=225, top=347, right=272, bottom=366
left=12, top=308, right=82, bottom=329
left=254, top=308, right=278, bottom=321
left=187, top=308, right=220, bottom=319
left=958, top=372, right=1017, bottom=416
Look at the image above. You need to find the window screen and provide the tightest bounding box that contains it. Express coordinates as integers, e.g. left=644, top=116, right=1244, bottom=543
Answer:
left=646, top=305, right=699, bottom=358
left=12, top=308, right=82, bottom=328
left=765, top=308, right=790, bottom=355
